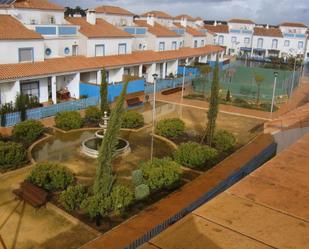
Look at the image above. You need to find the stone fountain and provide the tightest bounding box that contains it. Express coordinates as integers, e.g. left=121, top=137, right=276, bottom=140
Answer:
left=81, top=111, right=130, bottom=158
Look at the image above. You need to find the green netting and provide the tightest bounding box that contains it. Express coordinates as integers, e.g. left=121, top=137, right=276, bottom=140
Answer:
left=193, top=65, right=301, bottom=101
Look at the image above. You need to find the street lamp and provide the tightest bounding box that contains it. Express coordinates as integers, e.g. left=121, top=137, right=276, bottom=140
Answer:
left=150, top=73, right=158, bottom=161
left=271, top=71, right=278, bottom=118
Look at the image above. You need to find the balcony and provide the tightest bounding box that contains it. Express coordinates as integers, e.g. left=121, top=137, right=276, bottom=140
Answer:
left=27, top=24, right=79, bottom=37
left=171, top=28, right=185, bottom=35
left=123, top=27, right=147, bottom=35
left=230, top=29, right=253, bottom=35
left=283, top=33, right=306, bottom=39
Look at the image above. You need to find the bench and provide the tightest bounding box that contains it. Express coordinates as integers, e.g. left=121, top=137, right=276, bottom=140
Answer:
left=161, top=87, right=183, bottom=95
left=126, top=97, right=143, bottom=107
left=13, top=181, right=48, bottom=208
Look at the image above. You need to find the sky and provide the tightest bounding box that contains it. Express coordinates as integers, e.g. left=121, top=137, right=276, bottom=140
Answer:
left=52, top=0, right=309, bottom=26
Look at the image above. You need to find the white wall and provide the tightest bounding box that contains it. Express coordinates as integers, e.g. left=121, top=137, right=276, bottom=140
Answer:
left=252, top=35, right=283, bottom=56
left=43, top=38, right=79, bottom=58
left=108, top=67, right=124, bottom=83
left=154, top=37, right=182, bottom=51
left=0, top=81, right=16, bottom=104
left=96, top=13, right=133, bottom=27
left=0, top=9, right=65, bottom=25
left=0, top=40, right=44, bottom=64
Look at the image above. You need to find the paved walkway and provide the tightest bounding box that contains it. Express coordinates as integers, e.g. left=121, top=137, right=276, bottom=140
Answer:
left=156, top=76, right=309, bottom=121
left=143, top=133, right=309, bottom=249
left=81, top=134, right=273, bottom=249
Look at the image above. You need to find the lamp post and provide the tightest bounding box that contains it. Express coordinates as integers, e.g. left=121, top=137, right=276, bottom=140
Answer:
left=150, top=73, right=158, bottom=161
left=181, top=64, right=187, bottom=101
left=271, top=71, right=278, bottom=118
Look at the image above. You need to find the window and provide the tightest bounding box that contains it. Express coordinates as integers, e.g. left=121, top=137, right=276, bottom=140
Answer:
left=19, top=48, right=34, bottom=63
left=45, top=48, right=52, bottom=56
left=179, top=41, right=183, bottom=47
left=244, top=37, right=250, bottom=45
left=159, top=42, right=165, bottom=51
left=194, top=40, right=198, bottom=48
left=298, top=41, right=304, bottom=49
left=72, top=45, right=78, bottom=56
left=272, top=39, right=278, bottom=49
left=231, top=36, right=237, bottom=43
left=50, top=16, right=55, bottom=24
left=201, top=40, right=205, bottom=47
left=284, top=40, right=290, bottom=47
left=172, top=41, right=177, bottom=50
left=118, top=43, right=127, bottom=54
left=138, top=43, right=143, bottom=50
left=257, top=38, right=263, bottom=48
left=21, top=81, right=39, bottom=98
left=95, top=45, right=105, bottom=56
left=218, top=35, right=224, bottom=45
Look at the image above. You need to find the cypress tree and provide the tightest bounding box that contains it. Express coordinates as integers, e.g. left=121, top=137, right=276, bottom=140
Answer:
left=100, top=68, right=110, bottom=114
left=15, top=93, right=28, bottom=122
left=94, top=80, right=129, bottom=196
left=202, top=58, right=220, bottom=146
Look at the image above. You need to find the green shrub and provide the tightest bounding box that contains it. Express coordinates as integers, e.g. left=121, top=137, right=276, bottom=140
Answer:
left=84, top=106, right=101, bottom=125
left=139, top=158, right=183, bottom=191
left=27, top=162, right=74, bottom=191
left=110, top=185, right=134, bottom=213
left=260, top=102, right=278, bottom=112
left=135, top=184, right=150, bottom=200
left=132, top=169, right=143, bottom=186
left=55, top=111, right=83, bottom=131
left=213, top=130, right=236, bottom=154
left=0, top=141, right=27, bottom=170
left=174, top=142, right=218, bottom=169
left=233, top=98, right=252, bottom=108
left=59, top=185, right=88, bottom=211
left=12, top=120, right=44, bottom=146
left=81, top=194, right=112, bottom=218
left=156, top=118, right=185, bottom=139
left=121, top=111, right=144, bottom=129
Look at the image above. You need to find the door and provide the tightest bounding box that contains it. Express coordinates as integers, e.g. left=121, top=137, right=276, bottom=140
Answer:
left=72, top=45, right=78, bottom=56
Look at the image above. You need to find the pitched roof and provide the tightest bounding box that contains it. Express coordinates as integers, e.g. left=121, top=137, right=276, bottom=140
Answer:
left=280, top=22, right=307, bottom=28
left=66, top=17, right=132, bottom=38
left=253, top=27, right=283, bottom=37
left=141, top=10, right=173, bottom=19
left=173, top=23, right=205, bottom=37
left=0, top=0, right=64, bottom=11
left=0, top=15, right=43, bottom=40
left=194, top=17, right=203, bottom=22
left=204, top=24, right=229, bottom=34
left=0, top=46, right=224, bottom=81
left=134, top=20, right=180, bottom=37
left=174, top=14, right=194, bottom=22
left=95, top=5, right=135, bottom=16
left=229, top=19, right=255, bottom=24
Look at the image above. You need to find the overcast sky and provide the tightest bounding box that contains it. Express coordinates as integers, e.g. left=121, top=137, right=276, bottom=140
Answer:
left=52, top=0, right=309, bottom=26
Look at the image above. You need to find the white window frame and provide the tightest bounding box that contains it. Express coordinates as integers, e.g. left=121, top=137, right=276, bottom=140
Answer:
left=172, top=41, right=177, bottom=50
left=244, top=37, right=250, bottom=45
left=257, top=38, right=263, bottom=49
left=298, top=41, right=304, bottom=49
left=118, top=43, right=127, bottom=55
left=284, top=40, right=290, bottom=47
left=218, top=35, right=224, bottom=45
left=231, top=36, right=237, bottom=43
left=272, top=39, right=278, bottom=49
left=194, top=40, right=198, bottom=48
left=159, top=42, right=165, bottom=51
left=95, top=44, right=105, bottom=57
left=19, top=47, right=34, bottom=63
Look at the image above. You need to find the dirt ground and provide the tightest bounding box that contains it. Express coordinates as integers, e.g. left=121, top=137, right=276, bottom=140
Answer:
left=0, top=167, right=97, bottom=249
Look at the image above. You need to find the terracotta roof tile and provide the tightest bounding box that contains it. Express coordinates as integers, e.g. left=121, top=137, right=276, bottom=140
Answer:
left=141, top=10, right=172, bottom=19
left=134, top=20, right=180, bottom=37
left=253, top=27, right=283, bottom=37
left=194, top=17, right=204, bottom=22
left=174, top=14, right=194, bottom=22
left=173, top=23, right=205, bottom=37
left=0, top=46, right=224, bottom=81
left=95, top=5, right=135, bottom=16
left=0, top=15, right=43, bottom=40
left=0, top=0, right=64, bottom=11
left=66, top=17, right=132, bottom=38
left=280, top=22, right=307, bottom=28
left=229, top=19, right=255, bottom=24
left=204, top=24, right=229, bottom=34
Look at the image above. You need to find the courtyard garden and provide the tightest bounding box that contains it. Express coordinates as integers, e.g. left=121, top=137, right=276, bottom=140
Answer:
left=0, top=65, right=265, bottom=248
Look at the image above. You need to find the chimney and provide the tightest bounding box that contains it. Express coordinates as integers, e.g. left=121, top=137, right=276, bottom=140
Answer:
left=266, top=24, right=269, bottom=29
left=181, top=17, right=187, bottom=27
left=86, top=9, right=96, bottom=25
left=214, top=21, right=217, bottom=26
left=147, top=14, right=155, bottom=26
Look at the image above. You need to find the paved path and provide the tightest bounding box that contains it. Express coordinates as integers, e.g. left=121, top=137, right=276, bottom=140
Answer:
left=145, top=133, right=309, bottom=249
left=81, top=134, right=273, bottom=249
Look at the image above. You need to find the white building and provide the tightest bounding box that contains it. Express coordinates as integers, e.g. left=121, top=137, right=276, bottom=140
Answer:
left=140, top=11, right=174, bottom=28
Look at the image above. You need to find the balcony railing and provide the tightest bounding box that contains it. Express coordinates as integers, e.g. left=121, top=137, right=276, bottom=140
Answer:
left=123, top=27, right=147, bottom=35
left=230, top=29, right=253, bottom=34
left=27, top=24, right=79, bottom=36
left=283, top=33, right=306, bottom=38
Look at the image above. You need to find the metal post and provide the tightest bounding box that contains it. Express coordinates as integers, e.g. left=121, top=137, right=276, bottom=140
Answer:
left=150, top=74, right=158, bottom=162
left=289, top=57, right=297, bottom=99
left=181, top=65, right=186, bottom=100
left=271, top=72, right=278, bottom=118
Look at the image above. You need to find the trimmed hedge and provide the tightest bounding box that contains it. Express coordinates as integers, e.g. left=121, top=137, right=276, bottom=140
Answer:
left=81, top=194, right=112, bottom=218
left=132, top=169, right=143, bottom=186
left=55, top=111, right=83, bottom=131
left=84, top=106, right=101, bottom=125
left=156, top=118, right=185, bottom=139
left=174, top=142, right=218, bottom=169
left=139, top=158, right=183, bottom=191
left=110, top=185, right=134, bottom=213
left=60, top=185, right=88, bottom=211
left=28, top=162, right=74, bottom=191
left=213, top=130, right=236, bottom=154
left=0, top=141, right=27, bottom=170
left=13, top=120, right=44, bottom=146
left=121, top=111, right=144, bottom=129
left=135, top=184, right=150, bottom=200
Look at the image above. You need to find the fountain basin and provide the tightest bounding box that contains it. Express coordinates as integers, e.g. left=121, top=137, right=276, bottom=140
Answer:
left=81, top=137, right=130, bottom=158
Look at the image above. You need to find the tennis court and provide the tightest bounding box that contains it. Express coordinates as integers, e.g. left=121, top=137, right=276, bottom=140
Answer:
left=193, top=63, right=301, bottom=101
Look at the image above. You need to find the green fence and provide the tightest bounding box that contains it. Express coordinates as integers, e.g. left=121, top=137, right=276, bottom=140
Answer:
left=193, top=66, right=301, bottom=101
